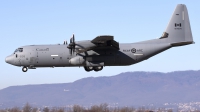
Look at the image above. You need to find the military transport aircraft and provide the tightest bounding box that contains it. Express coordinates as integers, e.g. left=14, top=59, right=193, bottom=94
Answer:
left=5, top=4, right=194, bottom=72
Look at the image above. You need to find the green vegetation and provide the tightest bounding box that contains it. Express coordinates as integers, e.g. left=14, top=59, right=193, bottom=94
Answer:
left=0, top=103, right=175, bottom=112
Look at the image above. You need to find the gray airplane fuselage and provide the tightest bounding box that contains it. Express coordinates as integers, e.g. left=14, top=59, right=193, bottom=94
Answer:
left=5, top=4, right=194, bottom=72
left=6, top=42, right=171, bottom=68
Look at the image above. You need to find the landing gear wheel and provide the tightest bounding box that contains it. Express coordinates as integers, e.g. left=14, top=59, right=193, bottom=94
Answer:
left=94, top=66, right=103, bottom=72
left=84, top=66, right=93, bottom=72
left=22, top=67, right=28, bottom=72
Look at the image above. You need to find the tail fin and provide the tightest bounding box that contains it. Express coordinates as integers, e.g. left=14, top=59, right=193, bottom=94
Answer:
left=160, top=4, right=194, bottom=46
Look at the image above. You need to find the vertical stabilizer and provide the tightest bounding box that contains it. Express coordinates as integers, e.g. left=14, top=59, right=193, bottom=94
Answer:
left=160, top=4, right=193, bottom=46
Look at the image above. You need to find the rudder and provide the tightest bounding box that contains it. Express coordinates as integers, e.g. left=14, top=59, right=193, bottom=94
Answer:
left=160, top=4, right=194, bottom=46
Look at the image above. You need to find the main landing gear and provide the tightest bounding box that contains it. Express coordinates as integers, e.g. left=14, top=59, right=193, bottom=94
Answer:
left=22, top=66, right=28, bottom=72
left=84, top=66, right=103, bottom=72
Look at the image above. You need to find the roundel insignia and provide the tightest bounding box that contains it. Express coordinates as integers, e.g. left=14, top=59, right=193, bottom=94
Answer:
left=131, top=48, right=136, bottom=53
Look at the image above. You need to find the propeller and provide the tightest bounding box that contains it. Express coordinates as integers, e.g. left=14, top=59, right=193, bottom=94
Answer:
left=67, top=34, right=76, bottom=55
left=63, top=40, right=67, bottom=45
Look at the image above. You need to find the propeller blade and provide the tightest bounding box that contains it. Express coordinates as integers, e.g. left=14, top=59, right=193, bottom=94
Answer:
left=70, top=48, right=72, bottom=55
left=68, top=34, right=76, bottom=55
left=72, top=34, right=75, bottom=43
left=73, top=48, right=75, bottom=54
left=70, top=38, right=72, bottom=43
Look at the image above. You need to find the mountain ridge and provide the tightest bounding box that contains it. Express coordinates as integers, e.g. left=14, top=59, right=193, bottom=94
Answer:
left=0, top=70, right=200, bottom=108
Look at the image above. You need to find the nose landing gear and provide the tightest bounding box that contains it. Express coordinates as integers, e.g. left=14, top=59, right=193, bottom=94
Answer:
left=22, top=66, right=28, bottom=72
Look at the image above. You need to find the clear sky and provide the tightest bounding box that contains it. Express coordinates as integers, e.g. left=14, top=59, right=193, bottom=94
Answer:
left=0, top=0, right=199, bottom=90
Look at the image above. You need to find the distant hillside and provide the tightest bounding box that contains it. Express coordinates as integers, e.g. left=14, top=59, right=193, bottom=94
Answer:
left=0, top=70, right=200, bottom=108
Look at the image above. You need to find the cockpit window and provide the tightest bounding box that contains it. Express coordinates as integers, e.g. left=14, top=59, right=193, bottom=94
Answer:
left=18, top=48, right=23, bottom=52
left=14, top=48, right=23, bottom=53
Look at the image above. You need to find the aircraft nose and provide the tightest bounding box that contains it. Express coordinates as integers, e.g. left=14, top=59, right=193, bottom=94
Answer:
left=5, top=55, right=13, bottom=64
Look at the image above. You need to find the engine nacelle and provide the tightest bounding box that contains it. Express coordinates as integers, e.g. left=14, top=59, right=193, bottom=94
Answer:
left=69, top=56, right=85, bottom=65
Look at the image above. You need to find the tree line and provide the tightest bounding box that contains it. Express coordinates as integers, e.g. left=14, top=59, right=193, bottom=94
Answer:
left=0, top=103, right=175, bottom=112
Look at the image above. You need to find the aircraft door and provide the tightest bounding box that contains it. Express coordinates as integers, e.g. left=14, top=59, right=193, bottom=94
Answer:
left=37, top=51, right=51, bottom=66
left=29, top=51, right=37, bottom=65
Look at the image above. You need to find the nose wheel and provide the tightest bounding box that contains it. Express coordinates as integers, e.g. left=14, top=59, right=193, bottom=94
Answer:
left=22, top=67, right=28, bottom=72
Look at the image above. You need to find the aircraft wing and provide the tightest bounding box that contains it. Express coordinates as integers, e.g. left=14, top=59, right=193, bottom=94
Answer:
left=75, top=35, right=119, bottom=54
